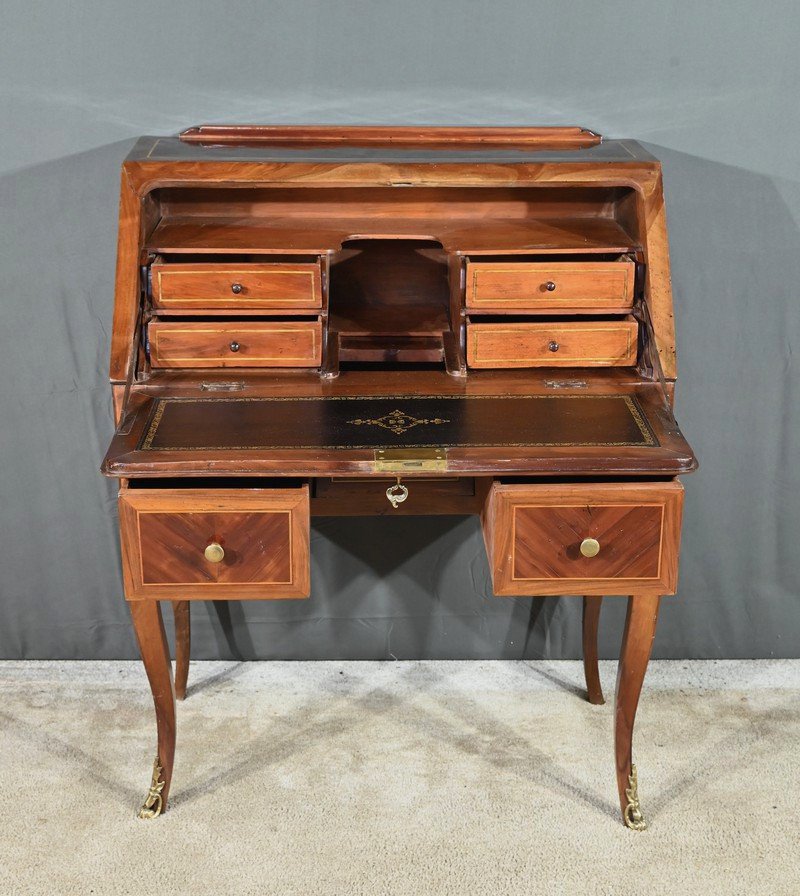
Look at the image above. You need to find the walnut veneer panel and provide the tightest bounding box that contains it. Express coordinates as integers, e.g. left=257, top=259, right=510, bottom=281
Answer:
left=466, top=260, right=634, bottom=313
left=119, top=486, right=310, bottom=599
left=482, top=481, right=683, bottom=596
left=149, top=321, right=322, bottom=368
left=151, top=261, right=322, bottom=311
left=467, top=319, right=638, bottom=368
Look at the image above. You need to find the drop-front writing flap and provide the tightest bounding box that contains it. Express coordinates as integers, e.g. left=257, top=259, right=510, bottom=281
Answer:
left=102, top=387, right=696, bottom=478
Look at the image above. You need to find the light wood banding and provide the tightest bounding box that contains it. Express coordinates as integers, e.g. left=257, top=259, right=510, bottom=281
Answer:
left=482, top=481, right=683, bottom=596
left=119, top=486, right=311, bottom=599
left=148, top=321, right=322, bottom=368
left=467, top=319, right=638, bottom=368
left=151, top=261, right=322, bottom=310
left=466, top=260, right=635, bottom=313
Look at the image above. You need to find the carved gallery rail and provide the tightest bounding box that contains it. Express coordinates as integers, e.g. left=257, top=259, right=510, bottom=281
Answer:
left=102, top=125, right=696, bottom=828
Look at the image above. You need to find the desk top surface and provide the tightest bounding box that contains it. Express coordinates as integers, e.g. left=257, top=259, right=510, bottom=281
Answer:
left=103, top=374, right=695, bottom=478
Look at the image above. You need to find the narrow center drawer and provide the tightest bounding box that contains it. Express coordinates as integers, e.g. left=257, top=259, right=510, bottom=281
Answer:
left=151, top=261, right=322, bottom=310
left=466, top=259, right=634, bottom=312
left=466, top=318, right=637, bottom=368
left=482, top=481, right=683, bottom=596
left=149, top=321, right=322, bottom=368
left=119, top=486, right=310, bottom=599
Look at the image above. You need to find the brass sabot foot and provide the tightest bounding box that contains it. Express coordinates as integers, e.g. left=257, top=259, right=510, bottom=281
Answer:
left=623, top=764, right=647, bottom=831
left=137, top=755, right=165, bottom=820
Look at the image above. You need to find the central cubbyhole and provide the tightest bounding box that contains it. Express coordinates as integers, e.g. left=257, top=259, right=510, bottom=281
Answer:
left=329, top=238, right=450, bottom=366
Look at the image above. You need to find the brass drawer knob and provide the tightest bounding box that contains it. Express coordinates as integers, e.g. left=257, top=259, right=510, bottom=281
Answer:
left=580, top=537, right=601, bottom=558
left=548, top=340, right=559, bottom=352
left=229, top=341, right=240, bottom=352
left=231, top=283, right=244, bottom=294
left=204, top=542, right=225, bottom=563
left=545, top=280, right=557, bottom=291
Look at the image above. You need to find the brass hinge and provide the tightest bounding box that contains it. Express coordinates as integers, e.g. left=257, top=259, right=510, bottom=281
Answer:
left=373, top=448, right=447, bottom=473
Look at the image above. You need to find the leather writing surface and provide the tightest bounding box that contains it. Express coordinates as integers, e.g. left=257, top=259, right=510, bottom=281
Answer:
left=138, top=394, right=658, bottom=451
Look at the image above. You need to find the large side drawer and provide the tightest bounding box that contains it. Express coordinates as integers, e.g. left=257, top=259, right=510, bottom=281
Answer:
left=119, top=486, right=311, bottom=600
left=148, top=321, right=322, bottom=368
left=466, top=259, right=635, bottom=313
left=151, top=260, right=322, bottom=311
left=482, top=481, right=683, bottom=596
left=466, top=319, right=638, bottom=368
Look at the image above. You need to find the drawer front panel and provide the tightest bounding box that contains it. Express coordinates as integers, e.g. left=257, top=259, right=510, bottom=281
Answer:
left=119, top=487, right=310, bottom=599
left=467, top=320, right=637, bottom=368
left=152, top=262, right=322, bottom=310
left=466, top=261, right=634, bottom=312
left=482, top=482, right=683, bottom=596
left=149, top=321, right=322, bottom=368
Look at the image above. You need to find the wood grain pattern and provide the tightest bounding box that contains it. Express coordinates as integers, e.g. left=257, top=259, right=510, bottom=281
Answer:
left=129, top=601, right=176, bottom=812
left=466, top=260, right=634, bottom=313
left=582, top=596, right=605, bottom=705
left=615, top=594, right=660, bottom=825
left=467, top=319, right=638, bottom=368
left=146, top=215, right=637, bottom=258
left=119, top=486, right=311, bottom=599
left=151, top=260, right=322, bottom=310
left=171, top=601, right=190, bottom=700
left=148, top=321, right=322, bottom=368
left=140, top=511, right=291, bottom=584
left=312, top=476, right=484, bottom=516
left=109, top=153, right=675, bottom=383
left=179, top=125, right=602, bottom=150
left=482, top=481, right=683, bottom=596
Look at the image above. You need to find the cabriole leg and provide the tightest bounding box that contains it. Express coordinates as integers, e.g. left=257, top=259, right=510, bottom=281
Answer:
left=129, top=600, right=176, bottom=819
left=582, top=596, right=605, bottom=705
left=614, top=594, right=660, bottom=830
left=172, top=601, right=190, bottom=701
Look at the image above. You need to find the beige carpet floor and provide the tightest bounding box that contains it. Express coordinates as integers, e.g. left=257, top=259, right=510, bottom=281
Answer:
left=0, top=660, right=798, bottom=896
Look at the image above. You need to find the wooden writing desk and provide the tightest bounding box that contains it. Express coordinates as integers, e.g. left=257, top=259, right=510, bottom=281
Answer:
left=102, top=126, right=696, bottom=828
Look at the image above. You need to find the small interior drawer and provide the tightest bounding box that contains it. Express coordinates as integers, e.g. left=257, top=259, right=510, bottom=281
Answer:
left=119, top=485, right=310, bottom=599
left=148, top=320, right=322, bottom=368
left=151, top=260, right=322, bottom=310
left=466, top=259, right=635, bottom=312
left=466, top=318, right=638, bottom=368
left=482, top=481, right=683, bottom=596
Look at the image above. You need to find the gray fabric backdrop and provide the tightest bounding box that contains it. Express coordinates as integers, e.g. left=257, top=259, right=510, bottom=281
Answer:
left=1, top=0, right=798, bottom=660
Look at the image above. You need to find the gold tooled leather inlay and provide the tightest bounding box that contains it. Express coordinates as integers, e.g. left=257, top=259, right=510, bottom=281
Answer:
left=348, top=408, right=450, bottom=435
left=138, top=394, right=657, bottom=451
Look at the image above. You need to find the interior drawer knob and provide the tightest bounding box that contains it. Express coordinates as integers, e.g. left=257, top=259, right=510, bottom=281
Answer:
left=548, top=340, right=560, bottom=352
left=545, top=280, right=557, bottom=291
left=580, top=537, right=601, bottom=558
left=231, top=283, right=244, bottom=294
left=204, top=542, right=225, bottom=563
left=229, top=341, right=240, bottom=352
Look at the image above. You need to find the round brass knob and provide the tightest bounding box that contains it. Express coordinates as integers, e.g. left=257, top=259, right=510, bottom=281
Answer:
left=231, top=283, right=243, bottom=294
left=204, top=542, right=225, bottom=563
left=229, top=341, right=240, bottom=352
left=548, top=340, right=559, bottom=352
left=580, top=538, right=601, bottom=558
left=545, top=280, right=557, bottom=291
